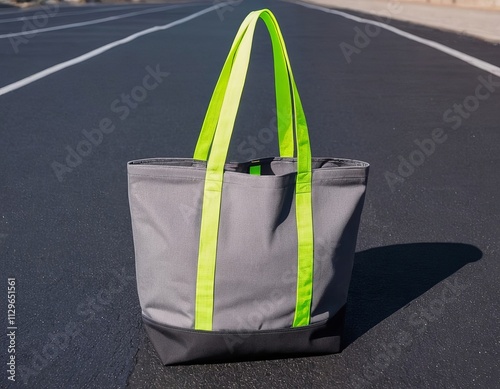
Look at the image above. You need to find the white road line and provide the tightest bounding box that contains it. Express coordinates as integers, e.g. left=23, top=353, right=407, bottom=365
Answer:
left=292, top=1, right=500, bottom=78
left=0, top=6, right=62, bottom=16
left=0, top=4, right=156, bottom=24
left=0, top=3, right=193, bottom=39
left=0, top=3, right=224, bottom=97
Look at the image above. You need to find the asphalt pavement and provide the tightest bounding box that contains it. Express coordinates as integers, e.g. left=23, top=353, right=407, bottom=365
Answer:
left=0, top=0, right=499, bottom=388
left=304, top=0, right=500, bottom=43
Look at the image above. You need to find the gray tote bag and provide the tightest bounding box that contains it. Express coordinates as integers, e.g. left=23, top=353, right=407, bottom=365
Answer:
left=127, top=9, right=369, bottom=365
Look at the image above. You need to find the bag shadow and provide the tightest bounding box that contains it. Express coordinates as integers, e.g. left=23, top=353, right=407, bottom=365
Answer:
left=343, top=242, right=482, bottom=346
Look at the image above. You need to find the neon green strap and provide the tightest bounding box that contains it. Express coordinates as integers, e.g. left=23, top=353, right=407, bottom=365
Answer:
left=194, top=10, right=314, bottom=330
left=193, top=12, right=294, bottom=160
left=249, top=165, right=261, bottom=175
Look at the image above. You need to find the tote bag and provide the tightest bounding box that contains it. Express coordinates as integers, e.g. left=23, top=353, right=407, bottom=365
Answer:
left=128, top=9, right=369, bottom=365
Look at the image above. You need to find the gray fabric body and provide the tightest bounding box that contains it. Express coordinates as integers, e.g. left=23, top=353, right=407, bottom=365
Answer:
left=128, top=157, right=368, bottom=331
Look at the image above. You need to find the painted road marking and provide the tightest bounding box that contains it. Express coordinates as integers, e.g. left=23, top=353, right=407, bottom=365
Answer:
left=0, top=4, right=195, bottom=39
left=0, top=5, right=158, bottom=24
left=0, top=3, right=225, bottom=97
left=292, top=1, right=500, bottom=78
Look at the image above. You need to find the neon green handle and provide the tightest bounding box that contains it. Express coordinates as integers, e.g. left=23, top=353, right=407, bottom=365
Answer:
left=193, top=11, right=294, bottom=160
left=194, top=10, right=314, bottom=330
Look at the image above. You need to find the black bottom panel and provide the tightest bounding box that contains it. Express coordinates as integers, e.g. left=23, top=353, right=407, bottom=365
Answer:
left=142, top=306, right=346, bottom=365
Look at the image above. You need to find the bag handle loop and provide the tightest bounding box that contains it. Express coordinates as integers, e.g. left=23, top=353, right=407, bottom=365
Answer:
left=193, top=11, right=294, bottom=160
left=194, top=10, right=314, bottom=330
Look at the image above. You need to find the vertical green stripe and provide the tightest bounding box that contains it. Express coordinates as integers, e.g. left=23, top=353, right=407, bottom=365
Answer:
left=249, top=165, right=261, bottom=175
left=194, top=175, right=223, bottom=329
left=292, top=191, right=314, bottom=326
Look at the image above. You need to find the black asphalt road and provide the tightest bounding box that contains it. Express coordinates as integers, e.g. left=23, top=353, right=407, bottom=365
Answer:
left=1, top=0, right=499, bottom=388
